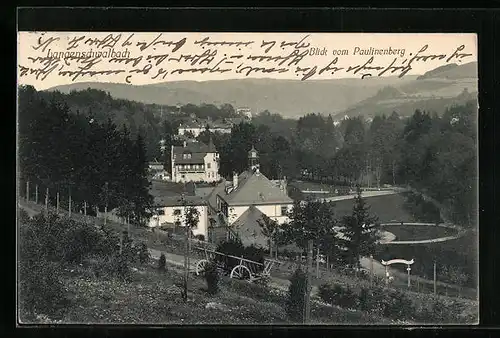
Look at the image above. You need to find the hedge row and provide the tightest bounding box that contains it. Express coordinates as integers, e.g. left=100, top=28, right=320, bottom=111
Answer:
left=317, top=282, right=478, bottom=324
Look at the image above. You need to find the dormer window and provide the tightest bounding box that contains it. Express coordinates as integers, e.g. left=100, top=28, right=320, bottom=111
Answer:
left=183, top=152, right=192, bottom=159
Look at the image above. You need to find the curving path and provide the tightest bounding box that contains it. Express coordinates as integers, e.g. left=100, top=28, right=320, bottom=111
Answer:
left=377, top=222, right=466, bottom=245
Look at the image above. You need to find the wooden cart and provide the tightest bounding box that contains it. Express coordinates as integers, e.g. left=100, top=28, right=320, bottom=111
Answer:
left=193, top=246, right=280, bottom=282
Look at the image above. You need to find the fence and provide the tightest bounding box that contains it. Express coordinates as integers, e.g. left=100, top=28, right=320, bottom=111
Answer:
left=18, top=182, right=476, bottom=301
left=274, top=254, right=477, bottom=301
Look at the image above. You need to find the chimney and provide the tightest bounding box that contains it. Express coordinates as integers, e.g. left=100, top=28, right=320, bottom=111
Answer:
left=183, top=141, right=187, bottom=148
left=281, top=176, right=287, bottom=192
left=233, top=172, right=238, bottom=189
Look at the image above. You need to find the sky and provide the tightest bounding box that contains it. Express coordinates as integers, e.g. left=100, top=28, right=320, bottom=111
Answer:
left=18, top=32, right=477, bottom=91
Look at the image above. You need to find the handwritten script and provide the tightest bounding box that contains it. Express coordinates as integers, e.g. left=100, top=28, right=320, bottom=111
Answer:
left=18, top=33, right=475, bottom=84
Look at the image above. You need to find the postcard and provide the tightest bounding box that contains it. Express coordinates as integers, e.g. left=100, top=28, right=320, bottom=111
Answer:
left=17, top=31, right=478, bottom=325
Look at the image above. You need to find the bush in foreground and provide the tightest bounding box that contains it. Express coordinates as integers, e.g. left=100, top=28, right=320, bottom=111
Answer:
left=204, top=260, right=220, bottom=295
left=317, top=282, right=476, bottom=323
left=158, top=253, right=167, bottom=271
left=287, top=268, right=308, bottom=322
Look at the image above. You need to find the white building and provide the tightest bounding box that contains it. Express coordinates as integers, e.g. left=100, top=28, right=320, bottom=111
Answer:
left=237, top=107, right=252, bottom=120
left=171, top=139, right=220, bottom=183
left=148, top=195, right=209, bottom=240
left=178, top=120, right=232, bottom=138
left=212, top=147, right=293, bottom=248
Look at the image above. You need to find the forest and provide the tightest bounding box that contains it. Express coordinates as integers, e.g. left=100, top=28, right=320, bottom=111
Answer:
left=18, top=86, right=477, bottom=228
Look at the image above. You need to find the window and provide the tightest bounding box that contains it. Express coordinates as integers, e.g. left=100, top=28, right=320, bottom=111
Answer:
left=207, top=163, right=211, bottom=169
left=173, top=209, right=181, bottom=216
left=175, top=221, right=181, bottom=227
left=157, top=209, right=165, bottom=216
left=281, top=206, right=288, bottom=216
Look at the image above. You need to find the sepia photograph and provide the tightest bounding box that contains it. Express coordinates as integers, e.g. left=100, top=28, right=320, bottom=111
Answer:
left=17, top=30, right=478, bottom=325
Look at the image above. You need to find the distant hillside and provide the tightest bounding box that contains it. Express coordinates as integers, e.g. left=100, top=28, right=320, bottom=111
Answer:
left=417, top=62, right=477, bottom=80
left=46, top=62, right=477, bottom=120
left=339, top=62, right=478, bottom=119
left=46, top=77, right=418, bottom=119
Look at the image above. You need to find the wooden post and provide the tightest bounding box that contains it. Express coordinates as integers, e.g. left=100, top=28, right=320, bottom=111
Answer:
left=84, top=201, right=87, bottom=217
left=303, top=239, right=313, bottom=324
left=45, top=188, right=49, bottom=213
left=119, top=232, right=123, bottom=254
left=385, top=265, right=389, bottom=287
left=35, top=185, right=38, bottom=204
left=104, top=206, right=107, bottom=225
left=433, top=261, right=437, bottom=296
left=128, top=216, right=131, bottom=238
left=326, top=255, right=330, bottom=273
left=316, top=247, right=320, bottom=279
left=407, top=264, right=411, bottom=289
left=370, top=255, right=374, bottom=287
left=68, top=188, right=72, bottom=218
left=26, top=181, right=29, bottom=202
left=417, top=278, right=420, bottom=292
left=182, top=195, right=188, bottom=302
left=56, top=192, right=59, bottom=214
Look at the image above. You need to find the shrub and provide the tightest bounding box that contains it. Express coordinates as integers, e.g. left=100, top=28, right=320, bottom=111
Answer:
left=287, top=267, right=308, bottom=322
left=158, top=253, right=167, bottom=271
left=318, top=283, right=357, bottom=309
left=19, top=259, right=68, bottom=321
left=137, top=242, right=150, bottom=264
left=204, top=260, right=220, bottom=295
left=88, top=253, right=131, bottom=282
left=357, top=287, right=386, bottom=313
left=215, top=239, right=265, bottom=273
left=382, top=289, right=416, bottom=321
left=194, top=234, right=205, bottom=241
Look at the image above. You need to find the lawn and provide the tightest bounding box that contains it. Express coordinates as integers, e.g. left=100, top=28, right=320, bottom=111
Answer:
left=332, top=193, right=415, bottom=222
left=381, top=224, right=458, bottom=241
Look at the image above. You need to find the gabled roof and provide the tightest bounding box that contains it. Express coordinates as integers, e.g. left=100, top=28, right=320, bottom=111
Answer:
left=153, top=195, right=206, bottom=207
left=218, top=170, right=293, bottom=206
left=172, top=140, right=217, bottom=164
left=232, top=206, right=268, bottom=248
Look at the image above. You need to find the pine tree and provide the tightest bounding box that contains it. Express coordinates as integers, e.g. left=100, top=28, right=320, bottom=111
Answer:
left=342, top=187, right=380, bottom=269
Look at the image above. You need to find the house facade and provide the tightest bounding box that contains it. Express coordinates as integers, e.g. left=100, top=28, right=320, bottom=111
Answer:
left=212, top=147, right=293, bottom=246
left=178, top=120, right=232, bottom=138
left=148, top=195, right=209, bottom=239
left=171, top=140, right=220, bottom=183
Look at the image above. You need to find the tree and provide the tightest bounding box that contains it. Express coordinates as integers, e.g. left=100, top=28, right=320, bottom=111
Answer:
left=281, top=200, right=343, bottom=261
left=342, top=187, right=380, bottom=268
left=257, top=214, right=279, bottom=257
left=287, top=267, right=308, bottom=322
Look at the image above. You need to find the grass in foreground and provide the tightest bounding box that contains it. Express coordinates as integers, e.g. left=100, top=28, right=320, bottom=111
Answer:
left=50, top=260, right=395, bottom=325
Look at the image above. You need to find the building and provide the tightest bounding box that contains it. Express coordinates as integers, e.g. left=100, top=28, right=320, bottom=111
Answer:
left=236, top=107, right=252, bottom=120
left=178, top=120, right=232, bottom=138
left=171, top=139, right=220, bottom=183
left=148, top=161, right=164, bottom=172
left=148, top=195, right=209, bottom=240
left=212, top=147, right=293, bottom=247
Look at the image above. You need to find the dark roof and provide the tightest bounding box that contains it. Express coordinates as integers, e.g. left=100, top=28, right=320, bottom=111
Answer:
left=153, top=195, right=206, bottom=207
left=149, top=181, right=195, bottom=198
left=172, top=140, right=217, bottom=164
left=232, top=206, right=268, bottom=248
left=173, top=140, right=217, bottom=154
left=218, top=170, right=293, bottom=206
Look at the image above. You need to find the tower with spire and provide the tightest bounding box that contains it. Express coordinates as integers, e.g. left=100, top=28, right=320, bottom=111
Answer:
left=248, top=146, right=260, bottom=172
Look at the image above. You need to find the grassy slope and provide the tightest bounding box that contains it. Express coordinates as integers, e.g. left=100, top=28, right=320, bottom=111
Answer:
left=58, top=259, right=393, bottom=325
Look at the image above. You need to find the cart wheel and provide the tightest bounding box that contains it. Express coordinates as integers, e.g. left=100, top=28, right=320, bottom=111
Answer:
left=196, top=259, right=209, bottom=275
left=230, top=265, right=251, bottom=280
